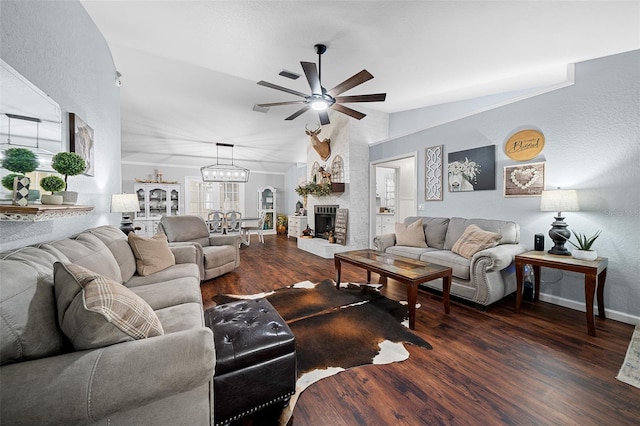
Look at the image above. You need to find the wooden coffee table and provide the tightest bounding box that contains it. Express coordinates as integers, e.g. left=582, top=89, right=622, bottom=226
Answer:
left=334, top=249, right=452, bottom=329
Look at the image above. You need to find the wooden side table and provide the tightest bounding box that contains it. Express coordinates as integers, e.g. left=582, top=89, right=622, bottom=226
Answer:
left=514, top=251, right=608, bottom=337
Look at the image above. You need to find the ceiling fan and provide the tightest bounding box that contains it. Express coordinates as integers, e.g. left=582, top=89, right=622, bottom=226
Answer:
left=256, top=44, right=386, bottom=125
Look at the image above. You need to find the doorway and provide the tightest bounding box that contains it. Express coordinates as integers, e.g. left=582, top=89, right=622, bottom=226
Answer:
left=370, top=154, right=417, bottom=241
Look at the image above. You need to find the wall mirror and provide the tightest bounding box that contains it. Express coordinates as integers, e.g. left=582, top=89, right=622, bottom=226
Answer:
left=0, top=59, right=62, bottom=171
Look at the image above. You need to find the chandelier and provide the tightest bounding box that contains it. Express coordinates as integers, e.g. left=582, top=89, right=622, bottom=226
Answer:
left=201, top=143, right=250, bottom=183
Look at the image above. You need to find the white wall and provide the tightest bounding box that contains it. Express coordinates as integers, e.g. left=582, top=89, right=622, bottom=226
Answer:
left=371, top=50, right=640, bottom=321
left=120, top=163, right=285, bottom=217
left=0, top=1, right=121, bottom=251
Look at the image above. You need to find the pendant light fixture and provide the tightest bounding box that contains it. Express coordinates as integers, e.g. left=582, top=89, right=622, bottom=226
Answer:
left=201, top=143, right=250, bottom=183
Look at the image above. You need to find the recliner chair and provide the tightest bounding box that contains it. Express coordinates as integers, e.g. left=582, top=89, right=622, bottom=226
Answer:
left=159, top=215, right=240, bottom=281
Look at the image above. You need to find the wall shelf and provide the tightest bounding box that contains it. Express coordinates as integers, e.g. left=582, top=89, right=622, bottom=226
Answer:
left=331, top=182, right=345, bottom=193
left=0, top=204, right=94, bottom=221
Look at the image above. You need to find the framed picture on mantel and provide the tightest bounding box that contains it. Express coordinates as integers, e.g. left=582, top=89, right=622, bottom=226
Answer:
left=69, top=113, right=94, bottom=177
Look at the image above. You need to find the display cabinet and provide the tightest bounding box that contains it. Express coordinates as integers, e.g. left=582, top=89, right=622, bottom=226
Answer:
left=287, top=215, right=307, bottom=239
left=133, top=183, right=181, bottom=236
left=257, top=186, right=276, bottom=235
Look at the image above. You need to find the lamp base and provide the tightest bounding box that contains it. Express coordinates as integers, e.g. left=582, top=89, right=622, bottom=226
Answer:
left=548, top=215, right=571, bottom=256
left=119, top=215, right=135, bottom=235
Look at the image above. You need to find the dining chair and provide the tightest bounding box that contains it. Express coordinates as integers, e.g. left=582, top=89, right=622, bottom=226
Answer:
left=207, top=210, right=224, bottom=233
left=226, top=211, right=242, bottom=233
left=240, top=213, right=265, bottom=246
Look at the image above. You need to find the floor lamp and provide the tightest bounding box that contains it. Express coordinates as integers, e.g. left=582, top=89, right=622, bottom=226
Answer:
left=540, top=189, right=579, bottom=255
left=111, top=193, right=140, bottom=235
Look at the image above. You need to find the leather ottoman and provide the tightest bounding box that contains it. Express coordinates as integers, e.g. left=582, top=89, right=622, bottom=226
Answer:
left=205, top=298, right=296, bottom=425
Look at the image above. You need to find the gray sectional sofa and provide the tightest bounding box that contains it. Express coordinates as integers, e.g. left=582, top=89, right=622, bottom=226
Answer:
left=0, top=225, right=215, bottom=425
left=374, top=216, right=528, bottom=307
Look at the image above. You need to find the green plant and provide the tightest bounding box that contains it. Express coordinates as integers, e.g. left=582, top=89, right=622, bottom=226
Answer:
left=51, top=152, right=86, bottom=190
left=40, top=175, right=66, bottom=194
left=295, top=181, right=332, bottom=197
left=277, top=213, right=288, bottom=227
left=566, top=230, right=602, bottom=251
left=1, top=147, right=39, bottom=174
left=1, top=173, right=25, bottom=191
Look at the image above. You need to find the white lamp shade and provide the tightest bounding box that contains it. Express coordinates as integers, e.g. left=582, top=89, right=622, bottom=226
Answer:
left=111, top=194, right=140, bottom=213
left=540, top=189, right=579, bottom=213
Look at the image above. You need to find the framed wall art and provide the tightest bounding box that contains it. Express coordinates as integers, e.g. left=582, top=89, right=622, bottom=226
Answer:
left=425, top=145, right=443, bottom=201
left=447, top=145, right=495, bottom=192
left=69, top=112, right=94, bottom=176
left=504, top=162, right=545, bottom=197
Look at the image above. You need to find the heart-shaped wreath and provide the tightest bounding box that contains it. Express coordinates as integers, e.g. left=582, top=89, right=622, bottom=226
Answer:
left=510, top=167, right=539, bottom=189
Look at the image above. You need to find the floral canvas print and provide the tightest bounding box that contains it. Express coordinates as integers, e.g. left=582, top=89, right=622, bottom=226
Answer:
left=447, top=145, right=495, bottom=192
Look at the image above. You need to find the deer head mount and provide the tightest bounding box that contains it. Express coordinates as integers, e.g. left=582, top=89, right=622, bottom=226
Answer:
left=305, top=124, right=331, bottom=161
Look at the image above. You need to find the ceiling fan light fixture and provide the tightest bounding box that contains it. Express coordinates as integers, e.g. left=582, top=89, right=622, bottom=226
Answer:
left=311, top=99, right=328, bottom=111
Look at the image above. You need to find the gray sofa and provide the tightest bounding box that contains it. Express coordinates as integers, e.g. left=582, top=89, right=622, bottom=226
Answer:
left=0, top=225, right=215, bottom=425
left=373, top=216, right=528, bottom=306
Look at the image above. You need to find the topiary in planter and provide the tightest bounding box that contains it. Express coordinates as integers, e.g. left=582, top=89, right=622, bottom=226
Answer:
left=40, top=175, right=66, bottom=194
left=51, top=152, right=86, bottom=190
left=39, top=175, right=66, bottom=205
left=1, top=147, right=39, bottom=174
left=2, top=173, right=25, bottom=191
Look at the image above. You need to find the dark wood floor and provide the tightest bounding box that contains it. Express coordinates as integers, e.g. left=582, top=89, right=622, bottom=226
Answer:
left=202, top=234, right=640, bottom=425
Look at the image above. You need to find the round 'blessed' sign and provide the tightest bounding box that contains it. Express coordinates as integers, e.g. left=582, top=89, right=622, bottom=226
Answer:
left=504, top=129, right=545, bottom=161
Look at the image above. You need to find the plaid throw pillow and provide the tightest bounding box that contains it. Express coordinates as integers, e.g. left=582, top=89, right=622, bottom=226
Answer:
left=451, top=224, right=502, bottom=259
left=54, top=262, right=164, bottom=350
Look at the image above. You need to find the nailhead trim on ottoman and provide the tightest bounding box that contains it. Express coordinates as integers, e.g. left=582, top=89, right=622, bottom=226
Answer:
left=205, top=298, right=296, bottom=425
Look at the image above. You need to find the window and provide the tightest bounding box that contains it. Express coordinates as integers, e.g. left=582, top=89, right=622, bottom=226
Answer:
left=184, top=176, right=244, bottom=219
left=331, top=155, right=344, bottom=182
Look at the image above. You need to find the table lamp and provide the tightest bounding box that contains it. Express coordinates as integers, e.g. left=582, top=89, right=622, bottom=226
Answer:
left=540, top=189, right=579, bottom=255
left=111, top=193, right=140, bottom=235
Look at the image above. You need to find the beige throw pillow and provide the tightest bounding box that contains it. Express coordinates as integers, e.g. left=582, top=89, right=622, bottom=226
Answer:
left=395, top=219, right=428, bottom=248
left=54, top=262, right=164, bottom=351
left=128, top=232, right=176, bottom=276
left=451, top=224, right=502, bottom=259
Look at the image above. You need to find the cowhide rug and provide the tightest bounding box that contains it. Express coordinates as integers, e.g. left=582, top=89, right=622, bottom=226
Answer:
left=212, top=279, right=432, bottom=425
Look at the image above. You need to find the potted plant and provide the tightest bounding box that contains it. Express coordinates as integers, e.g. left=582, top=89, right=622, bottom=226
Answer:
left=566, top=230, right=602, bottom=261
left=39, top=175, right=66, bottom=205
left=1, top=147, right=39, bottom=204
left=276, top=213, right=288, bottom=235
left=51, top=152, right=86, bottom=205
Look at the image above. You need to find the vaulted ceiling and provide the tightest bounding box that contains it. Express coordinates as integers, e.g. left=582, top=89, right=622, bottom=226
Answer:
left=81, top=1, right=639, bottom=174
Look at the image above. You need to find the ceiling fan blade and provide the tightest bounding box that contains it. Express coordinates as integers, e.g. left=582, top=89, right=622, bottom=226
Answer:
left=256, top=100, right=306, bottom=107
left=257, top=80, right=309, bottom=98
left=318, top=111, right=330, bottom=125
left=285, top=105, right=311, bottom=121
left=331, top=103, right=366, bottom=120
left=301, top=61, right=322, bottom=95
left=326, top=70, right=374, bottom=97
left=335, top=93, right=387, bottom=103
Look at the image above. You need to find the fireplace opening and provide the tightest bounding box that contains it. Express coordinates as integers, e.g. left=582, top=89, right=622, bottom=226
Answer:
left=314, top=205, right=339, bottom=240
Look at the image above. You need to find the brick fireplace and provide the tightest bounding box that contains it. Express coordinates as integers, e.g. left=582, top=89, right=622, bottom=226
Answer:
left=314, top=205, right=338, bottom=240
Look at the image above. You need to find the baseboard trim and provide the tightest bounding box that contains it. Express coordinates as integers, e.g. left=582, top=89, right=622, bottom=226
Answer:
left=539, top=293, right=640, bottom=326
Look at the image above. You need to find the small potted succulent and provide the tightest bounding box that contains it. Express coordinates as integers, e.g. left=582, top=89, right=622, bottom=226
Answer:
left=1, top=147, right=39, bottom=204
left=51, top=152, right=86, bottom=205
left=39, top=175, right=66, bottom=205
left=566, top=230, right=602, bottom=261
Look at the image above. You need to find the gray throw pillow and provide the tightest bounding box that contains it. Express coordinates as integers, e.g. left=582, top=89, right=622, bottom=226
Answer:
left=54, top=262, right=164, bottom=351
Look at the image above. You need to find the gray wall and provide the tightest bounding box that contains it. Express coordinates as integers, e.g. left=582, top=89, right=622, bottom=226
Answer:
left=372, top=50, right=640, bottom=320
left=0, top=1, right=121, bottom=251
